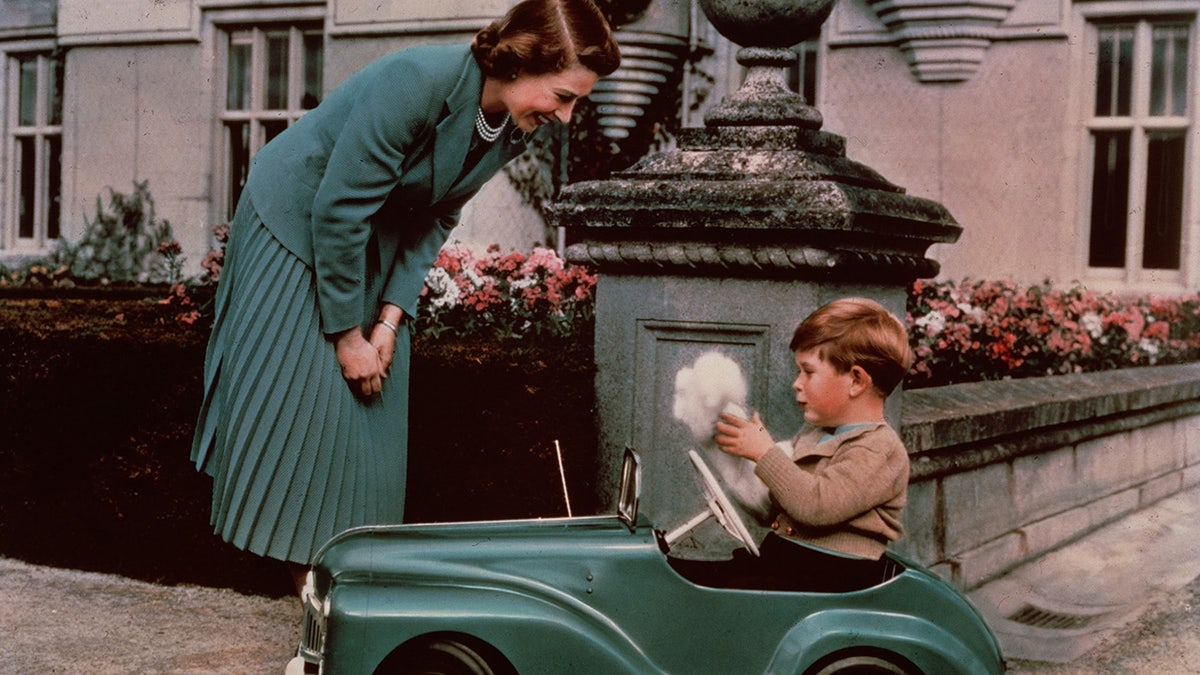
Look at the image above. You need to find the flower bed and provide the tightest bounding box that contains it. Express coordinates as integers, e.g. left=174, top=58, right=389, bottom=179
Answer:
left=907, top=279, right=1200, bottom=389
left=410, top=250, right=1200, bottom=390
left=417, top=244, right=596, bottom=341
left=14, top=230, right=1200, bottom=391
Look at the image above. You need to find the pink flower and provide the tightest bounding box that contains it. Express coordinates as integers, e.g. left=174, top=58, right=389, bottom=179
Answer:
left=201, top=249, right=224, bottom=283
left=1143, top=321, right=1169, bottom=341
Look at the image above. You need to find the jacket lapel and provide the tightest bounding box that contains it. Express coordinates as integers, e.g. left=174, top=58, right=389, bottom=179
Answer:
left=793, top=423, right=885, bottom=461
left=430, top=53, right=483, bottom=203
left=451, top=128, right=530, bottom=197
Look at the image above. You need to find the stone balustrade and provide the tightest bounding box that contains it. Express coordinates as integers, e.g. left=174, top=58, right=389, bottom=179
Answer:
left=897, top=363, right=1200, bottom=590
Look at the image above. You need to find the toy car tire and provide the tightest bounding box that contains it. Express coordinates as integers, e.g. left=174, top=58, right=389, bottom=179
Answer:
left=376, top=637, right=512, bottom=675
left=806, top=648, right=920, bottom=675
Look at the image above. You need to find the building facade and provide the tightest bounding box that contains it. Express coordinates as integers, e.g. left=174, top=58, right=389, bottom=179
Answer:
left=1, top=0, right=1198, bottom=294
left=816, top=0, right=1200, bottom=293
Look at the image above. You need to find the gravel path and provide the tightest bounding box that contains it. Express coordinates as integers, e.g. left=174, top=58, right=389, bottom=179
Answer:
left=0, top=557, right=297, bottom=674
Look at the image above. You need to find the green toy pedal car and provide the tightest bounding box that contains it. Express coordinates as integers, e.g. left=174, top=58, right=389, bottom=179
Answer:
left=288, top=448, right=1004, bottom=674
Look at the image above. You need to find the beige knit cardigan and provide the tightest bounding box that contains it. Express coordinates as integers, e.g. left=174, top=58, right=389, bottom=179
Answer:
left=754, top=423, right=909, bottom=560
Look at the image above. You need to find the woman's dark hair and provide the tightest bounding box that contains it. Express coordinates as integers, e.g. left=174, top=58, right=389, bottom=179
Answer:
left=472, top=0, right=620, bottom=79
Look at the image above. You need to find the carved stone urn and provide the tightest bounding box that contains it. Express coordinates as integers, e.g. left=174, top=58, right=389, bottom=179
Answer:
left=697, top=0, right=831, bottom=128
left=700, top=0, right=834, bottom=47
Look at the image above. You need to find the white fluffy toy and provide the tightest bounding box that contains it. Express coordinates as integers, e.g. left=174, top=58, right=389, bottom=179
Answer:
left=672, top=351, right=774, bottom=524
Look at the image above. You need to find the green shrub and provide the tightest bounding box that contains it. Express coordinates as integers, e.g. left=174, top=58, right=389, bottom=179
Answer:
left=56, top=180, right=177, bottom=285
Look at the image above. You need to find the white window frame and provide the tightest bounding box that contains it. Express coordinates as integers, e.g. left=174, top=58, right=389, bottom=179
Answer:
left=1074, top=2, right=1200, bottom=291
left=203, top=6, right=325, bottom=224
left=2, top=43, right=62, bottom=255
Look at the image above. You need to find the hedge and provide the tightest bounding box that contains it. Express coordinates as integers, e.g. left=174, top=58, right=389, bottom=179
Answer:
left=0, top=296, right=596, bottom=597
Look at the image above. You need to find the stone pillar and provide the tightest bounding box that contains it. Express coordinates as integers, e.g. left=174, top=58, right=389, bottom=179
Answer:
left=548, top=0, right=961, bottom=558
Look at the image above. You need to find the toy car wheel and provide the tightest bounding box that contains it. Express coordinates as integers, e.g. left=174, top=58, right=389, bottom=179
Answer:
left=376, top=637, right=510, bottom=675
left=806, top=649, right=920, bottom=675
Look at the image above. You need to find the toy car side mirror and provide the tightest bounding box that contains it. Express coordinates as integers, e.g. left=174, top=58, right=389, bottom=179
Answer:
left=617, top=447, right=642, bottom=532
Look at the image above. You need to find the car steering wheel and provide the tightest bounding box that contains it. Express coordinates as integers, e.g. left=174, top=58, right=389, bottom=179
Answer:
left=687, top=449, right=760, bottom=556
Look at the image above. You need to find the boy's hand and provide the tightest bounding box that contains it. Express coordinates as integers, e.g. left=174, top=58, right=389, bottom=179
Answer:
left=715, top=411, right=774, bottom=461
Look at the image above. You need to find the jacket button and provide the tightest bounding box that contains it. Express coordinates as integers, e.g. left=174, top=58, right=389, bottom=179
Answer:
left=786, top=527, right=796, bottom=536
left=771, top=521, right=780, bottom=530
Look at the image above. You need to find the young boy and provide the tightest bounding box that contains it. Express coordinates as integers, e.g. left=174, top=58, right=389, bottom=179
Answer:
left=713, top=297, right=914, bottom=593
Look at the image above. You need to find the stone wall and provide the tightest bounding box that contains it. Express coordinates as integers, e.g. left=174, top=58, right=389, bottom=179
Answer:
left=896, top=363, right=1200, bottom=591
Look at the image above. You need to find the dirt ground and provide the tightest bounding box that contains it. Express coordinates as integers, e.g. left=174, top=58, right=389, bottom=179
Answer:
left=2, top=555, right=1197, bottom=674
left=0, top=557, right=298, bottom=675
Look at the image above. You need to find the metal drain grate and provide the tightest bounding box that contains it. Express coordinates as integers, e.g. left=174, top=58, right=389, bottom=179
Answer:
left=1007, top=604, right=1102, bottom=630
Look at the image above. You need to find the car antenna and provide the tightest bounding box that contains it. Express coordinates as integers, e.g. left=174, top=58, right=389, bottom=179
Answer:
left=554, top=439, right=573, bottom=517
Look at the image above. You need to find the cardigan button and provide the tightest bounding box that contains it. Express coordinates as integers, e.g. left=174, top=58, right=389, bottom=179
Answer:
left=771, top=521, right=780, bottom=530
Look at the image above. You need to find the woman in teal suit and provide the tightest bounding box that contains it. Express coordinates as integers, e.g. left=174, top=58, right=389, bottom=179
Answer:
left=191, top=0, right=620, bottom=594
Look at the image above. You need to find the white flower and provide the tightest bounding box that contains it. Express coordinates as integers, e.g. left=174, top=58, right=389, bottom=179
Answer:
left=914, top=311, right=947, bottom=336
left=460, top=266, right=487, bottom=292
left=1139, top=338, right=1160, bottom=364
left=423, top=267, right=459, bottom=310
left=1080, top=311, right=1103, bottom=339
left=956, top=302, right=986, bottom=323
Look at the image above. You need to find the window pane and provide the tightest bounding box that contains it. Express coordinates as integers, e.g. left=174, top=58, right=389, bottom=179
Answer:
left=1142, top=133, right=1185, bottom=269
left=788, top=39, right=818, bottom=106
left=46, top=136, right=62, bottom=239
left=227, top=38, right=251, bottom=110
left=1151, top=31, right=1168, bottom=114
left=1171, top=30, right=1189, bottom=116
left=264, top=33, right=289, bottom=110
left=1088, top=131, right=1130, bottom=268
left=802, top=43, right=817, bottom=106
left=1150, top=26, right=1189, bottom=116
left=227, top=122, right=250, bottom=221
left=1096, top=31, right=1113, bottom=115
left=1117, top=30, right=1133, bottom=115
left=47, top=56, right=64, bottom=126
left=17, top=137, right=35, bottom=238
left=1097, top=26, right=1135, bottom=116
left=262, top=119, right=288, bottom=145
left=303, top=31, right=323, bottom=109
left=18, top=56, right=38, bottom=126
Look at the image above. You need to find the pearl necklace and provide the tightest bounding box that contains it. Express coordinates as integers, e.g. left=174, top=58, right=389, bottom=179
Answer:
left=475, top=107, right=509, bottom=143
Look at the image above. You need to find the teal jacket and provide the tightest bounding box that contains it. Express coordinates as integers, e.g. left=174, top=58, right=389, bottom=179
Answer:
left=246, top=43, right=531, bottom=335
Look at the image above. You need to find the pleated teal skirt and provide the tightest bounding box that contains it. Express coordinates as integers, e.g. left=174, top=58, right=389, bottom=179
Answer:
left=191, top=195, right=409, bottom=564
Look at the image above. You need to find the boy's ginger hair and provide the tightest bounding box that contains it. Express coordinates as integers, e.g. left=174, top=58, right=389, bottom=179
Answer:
left=789, top=297, right=914, bottom=396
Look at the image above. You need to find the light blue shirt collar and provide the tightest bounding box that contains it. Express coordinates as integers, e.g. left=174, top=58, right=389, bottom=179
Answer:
left=818, top=422, right=879, bottom=444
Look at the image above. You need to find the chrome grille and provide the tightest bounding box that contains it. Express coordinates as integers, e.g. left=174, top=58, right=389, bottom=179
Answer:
left=297, top=573, right=327, bottom=670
